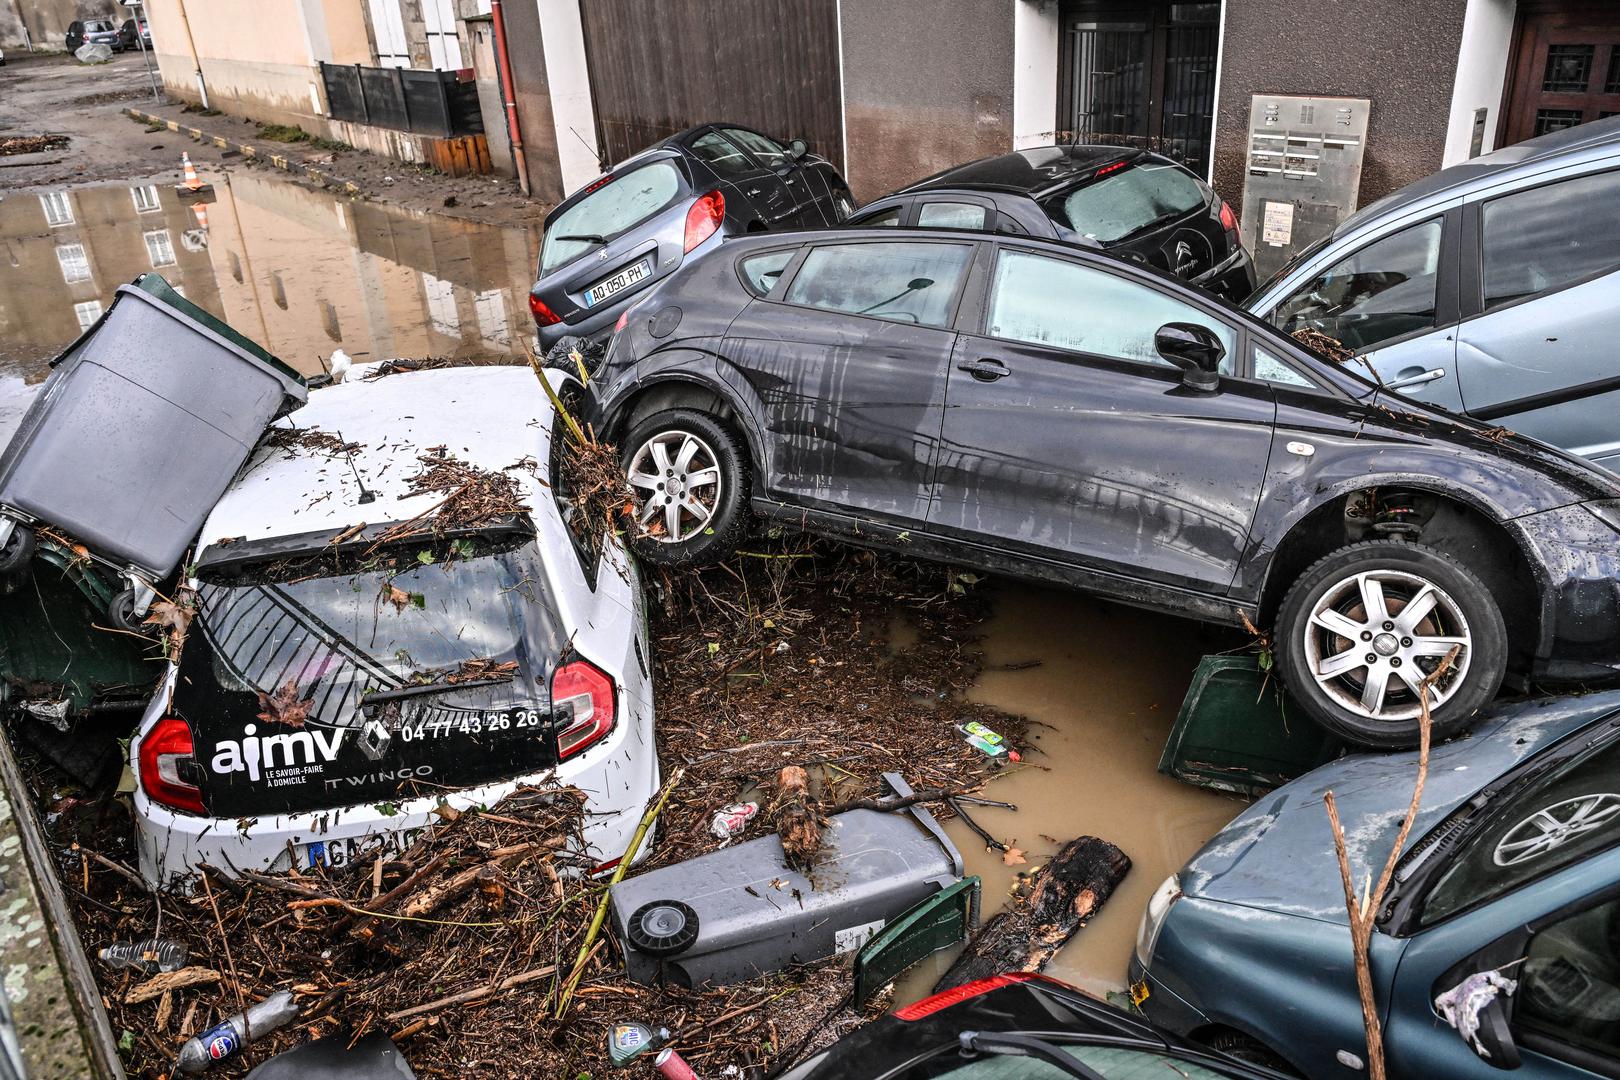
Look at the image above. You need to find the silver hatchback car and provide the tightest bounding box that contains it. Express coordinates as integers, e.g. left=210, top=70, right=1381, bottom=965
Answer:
left=1248, top=116, right=1620, bottom=473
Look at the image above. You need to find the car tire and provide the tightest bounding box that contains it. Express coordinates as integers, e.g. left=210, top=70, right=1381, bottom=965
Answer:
left=1203, top=1031, right=1297, bottom=1075
left=621, top=409, right=749, bottom=568
left=0, top=525, right=35, bottom=575
left=1276, top=540, right=1507, bottom=749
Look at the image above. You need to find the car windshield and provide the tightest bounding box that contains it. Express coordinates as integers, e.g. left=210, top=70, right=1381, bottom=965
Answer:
left=1420, top=723, right=1620, bottom=926
left=889, top=1040, right=1236, bottom=1078
left=540, top=160, right=684, bottom=275
left=1044, top=161, right=1206, bottom=243
left=175, top=528, right=568, bottom=815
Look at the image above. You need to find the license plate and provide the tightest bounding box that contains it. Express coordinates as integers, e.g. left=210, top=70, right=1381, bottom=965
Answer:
left=583, top=258, right=652, bottom=307
left=304, top=827, right=422, bottom=869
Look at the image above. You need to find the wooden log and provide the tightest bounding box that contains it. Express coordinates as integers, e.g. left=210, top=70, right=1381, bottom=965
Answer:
left=769, top=765, right=824, bottom=871
left=933, top=836, right=1131, bottom=993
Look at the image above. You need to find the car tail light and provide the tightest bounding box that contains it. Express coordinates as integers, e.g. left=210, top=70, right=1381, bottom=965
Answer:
left=138, top=717, right=206, bottom=814
left=529, top=291, right=562, bottom=327
left=1219, top=200, right=1239, bottom=238
left=552, top=658, right=616, bottom=759
left=894, top=972, right=1070, bottom=1020
left=1094, top=160, right=1129, bottom=180
left=684, top=190, right=725, bottom=253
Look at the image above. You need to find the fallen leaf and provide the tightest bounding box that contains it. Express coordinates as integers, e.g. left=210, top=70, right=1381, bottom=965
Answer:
left=1001, top=846, right=1027, bottom=867
left=256, top=679, right=313, bottom=729
left=143, top=587, right=198, bottom=662
left=382, top=584, right=411, bottom=611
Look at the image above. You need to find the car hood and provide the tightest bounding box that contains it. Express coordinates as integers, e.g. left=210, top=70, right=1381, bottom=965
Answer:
left=1181, top=690, right=1620, bottom=925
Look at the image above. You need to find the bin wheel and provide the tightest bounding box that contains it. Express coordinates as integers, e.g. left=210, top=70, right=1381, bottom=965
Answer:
left=627, top=900, right=700, bottom=957
left=0, top=526, right=35, bottom=575
left=107, top=589, right=146, bottom=634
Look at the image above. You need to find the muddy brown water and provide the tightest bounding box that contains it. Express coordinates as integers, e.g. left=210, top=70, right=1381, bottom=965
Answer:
left=893, top=582, right=1250, bottom=1004
left=0, top=165, right=539, bottom=441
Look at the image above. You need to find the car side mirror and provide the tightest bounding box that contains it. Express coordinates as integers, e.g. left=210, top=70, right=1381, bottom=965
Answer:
left=1155, top=322, right=1224, bottom=392
left=788, top=138, right=808, bottom=161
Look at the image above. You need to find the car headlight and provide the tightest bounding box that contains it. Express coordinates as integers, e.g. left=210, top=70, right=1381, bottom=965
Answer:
left=1585, top=500, right=1620, bottom=534
left=1134, top=874, right=1182, bottom=969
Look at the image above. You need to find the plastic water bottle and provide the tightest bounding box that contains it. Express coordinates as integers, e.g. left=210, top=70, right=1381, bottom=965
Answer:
left=97, top=938, right=187, bottom=974
left=174, top=989, right=299, bottom=1074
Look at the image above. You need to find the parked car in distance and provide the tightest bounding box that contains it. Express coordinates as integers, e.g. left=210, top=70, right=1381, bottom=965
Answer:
left=119, top=17, right=150, bottom=51
left=1130, top=689, right=1620, bottom=1079
left=1249, top=115, right=1620, bottom=473
left=129, top=365, right=657, bottom=886
left=585, top=228, right=1620, bottom=748
left=778, top=970, right=1291, bottom=1079
left=528, top=123, right=854, bottom=356
left=847, top=146, right=1255, bottom=302
left=66, top=19, right=121, bottom=53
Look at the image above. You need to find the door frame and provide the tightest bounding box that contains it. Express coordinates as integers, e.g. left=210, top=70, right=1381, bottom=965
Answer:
left=1498, top=0, right=1620, bottom=148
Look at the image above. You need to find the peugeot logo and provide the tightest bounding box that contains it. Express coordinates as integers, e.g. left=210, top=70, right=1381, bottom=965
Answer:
left=597, top=248, right=611, bottom=262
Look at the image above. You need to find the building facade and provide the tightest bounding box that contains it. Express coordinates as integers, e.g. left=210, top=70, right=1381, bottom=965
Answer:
left=126, top=0, right=1620, bottom=218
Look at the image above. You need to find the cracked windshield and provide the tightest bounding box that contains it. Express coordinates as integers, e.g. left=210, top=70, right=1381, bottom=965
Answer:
left=3, top=6, right=1620, bottom=1080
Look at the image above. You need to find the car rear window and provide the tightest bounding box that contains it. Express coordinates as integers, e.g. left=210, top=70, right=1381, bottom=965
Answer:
left=175, top=529, right=568, bottom=816
left=1046, top=161, right=1207, bottom=243
left=540, top=161, right=684, bottom=275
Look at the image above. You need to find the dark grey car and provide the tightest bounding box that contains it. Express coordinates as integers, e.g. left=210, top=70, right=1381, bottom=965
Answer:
left=527, top=123, right=853, bottom=355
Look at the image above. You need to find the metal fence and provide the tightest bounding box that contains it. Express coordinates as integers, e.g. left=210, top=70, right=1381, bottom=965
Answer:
left=319, top=63, right=483, bottom=138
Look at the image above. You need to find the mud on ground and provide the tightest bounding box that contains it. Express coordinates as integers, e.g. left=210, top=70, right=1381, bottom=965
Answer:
left=32, top=538, right=1025, bottom=1078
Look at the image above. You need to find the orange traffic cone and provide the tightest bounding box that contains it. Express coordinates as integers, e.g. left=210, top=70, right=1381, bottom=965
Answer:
left=181, top=152, right=203, bottom=192
left=191, top=203, right=209, bottom=230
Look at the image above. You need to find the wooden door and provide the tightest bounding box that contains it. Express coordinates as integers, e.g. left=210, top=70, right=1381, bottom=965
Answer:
left=1501, top=1, right=1620, bottom=146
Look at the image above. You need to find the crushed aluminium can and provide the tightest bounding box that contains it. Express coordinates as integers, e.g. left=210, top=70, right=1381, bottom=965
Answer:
left=709, top=801, right=759, bottom=840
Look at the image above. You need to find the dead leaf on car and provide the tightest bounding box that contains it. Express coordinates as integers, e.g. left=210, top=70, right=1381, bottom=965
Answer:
left=256, top=679, right=314, bottom=729
left=382, top=583, right=412, bottom=612
left=144, top=587, right=198, bottom=663
left=1001, top=845, right=1028, bottom=867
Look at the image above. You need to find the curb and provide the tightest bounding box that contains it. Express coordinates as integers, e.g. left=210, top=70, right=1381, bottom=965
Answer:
left=125, top=107, right=363, bottom=196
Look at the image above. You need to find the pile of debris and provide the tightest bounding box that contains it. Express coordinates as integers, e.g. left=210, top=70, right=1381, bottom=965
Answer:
left=0, top=134, right=69, bottom=157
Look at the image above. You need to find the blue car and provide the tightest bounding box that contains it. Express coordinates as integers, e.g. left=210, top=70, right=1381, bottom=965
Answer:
left=1248, top=116, right=1620, bottom=474
left=1129, top=689, right=1620, bottom=1077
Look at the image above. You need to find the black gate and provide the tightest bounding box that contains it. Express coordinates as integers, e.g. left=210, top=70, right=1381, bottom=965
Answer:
left=579, top=0, right=843, bottom=170
left=319, top=63, right=483, bottom=138
left=1059, top=1, right=1219, bottom=175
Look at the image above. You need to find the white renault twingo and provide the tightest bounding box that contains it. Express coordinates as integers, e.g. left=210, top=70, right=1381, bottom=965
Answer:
left=130, top=365, right=656, bottom=886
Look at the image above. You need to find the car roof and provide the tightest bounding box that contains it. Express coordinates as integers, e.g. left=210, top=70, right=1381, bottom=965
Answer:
left=547, top=121, right=777, bottom=223
left=900, top=145, right=1147, bottom=197
left=199, top=366, right=555, bottom=555
left=1336, top=115, right=1620, bottom=235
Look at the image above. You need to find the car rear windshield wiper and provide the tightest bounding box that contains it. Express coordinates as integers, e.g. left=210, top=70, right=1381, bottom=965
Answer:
left=555, top=233, right=607, bottom=246
left=955, top=1032, right=1107, bottom=1080
left=361, top=678, right=512, bottom=706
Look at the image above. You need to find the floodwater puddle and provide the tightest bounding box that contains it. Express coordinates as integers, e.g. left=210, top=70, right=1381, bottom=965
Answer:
left=895, top=581, right=1250, bottom=1003
left=0, top=166, right=539, bottom=441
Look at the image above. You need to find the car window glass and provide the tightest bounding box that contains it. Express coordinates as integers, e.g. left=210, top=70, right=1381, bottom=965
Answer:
left=1423, top=730, right=1620, bottom=926
left=894, top=1043, right=1233, bottom=1078
left=851, top=206, right=903, bottom=227
left=1254, top=345, right=1318, bottom=388
left=1517, top=893, right=1620, bottom=1062
left=540, top=161, right=683, bottom=275
left=987, top=250, right=1235, bottom=373
left=918, top=202, right=988, bottom=230
left=739, top=250, right=795, bottom=297
left=996, top=217, right=1028, bottom=235
left=1271, top=219, right=1443, bottom=353
left=1047, top=161, right=1207, bottom=243
left=722, top=128, right=789, bottom=168
left=784, top=242, right=971, bottom=328
left=688, top=132, right=755, bottom=180
left=1482, top=170, right=1620, bottom=308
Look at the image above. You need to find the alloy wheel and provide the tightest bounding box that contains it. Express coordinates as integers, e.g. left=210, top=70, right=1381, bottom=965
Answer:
left=1493, top=794, right=1620, bottom=867
left=626, top=431, right=723, bottom=545
left=1302, top=569, right=1472, bottom=722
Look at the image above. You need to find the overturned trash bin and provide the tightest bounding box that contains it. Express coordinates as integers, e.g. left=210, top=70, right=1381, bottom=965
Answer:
left=610, top=773, right=968, bottom=987
left=0, top=274, right=306, bottom=628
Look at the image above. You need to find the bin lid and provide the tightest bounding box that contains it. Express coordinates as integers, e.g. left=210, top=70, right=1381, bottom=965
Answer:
left=129, top=273, right=307, bottom=413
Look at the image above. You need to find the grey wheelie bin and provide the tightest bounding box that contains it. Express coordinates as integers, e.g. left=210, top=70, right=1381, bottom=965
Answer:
left=0, top=274, right=305, bottom=627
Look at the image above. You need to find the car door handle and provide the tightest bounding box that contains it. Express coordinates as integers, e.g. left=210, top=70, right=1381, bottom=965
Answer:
left=958, top=358, right=1011, bottom=382
left=1385, top=367, right=1447, bottom=391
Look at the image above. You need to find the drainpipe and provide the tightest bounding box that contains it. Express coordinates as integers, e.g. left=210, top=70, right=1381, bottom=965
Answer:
left=489, top=0, right=531, bottom=197
left=174, top=0, right=209, bottom=110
